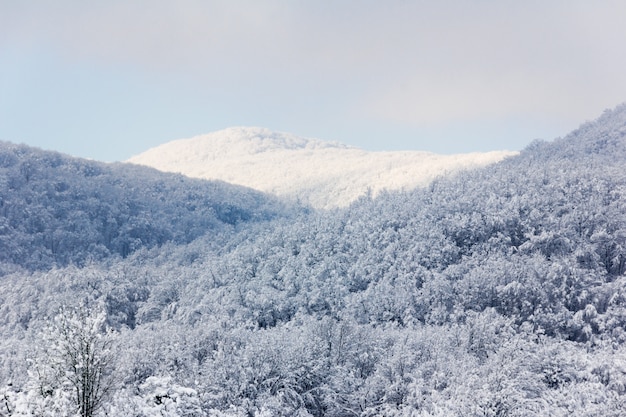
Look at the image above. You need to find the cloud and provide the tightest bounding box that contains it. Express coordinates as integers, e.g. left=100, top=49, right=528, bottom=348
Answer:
left=355, top=1, right=626, bottom=126
left=2, top=0, right=626, bottom=146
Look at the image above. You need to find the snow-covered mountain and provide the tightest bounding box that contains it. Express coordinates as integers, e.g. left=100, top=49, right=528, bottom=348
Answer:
left=4, top=106, right=626, bottom=416
left=128, top=127, right=517, bottom=209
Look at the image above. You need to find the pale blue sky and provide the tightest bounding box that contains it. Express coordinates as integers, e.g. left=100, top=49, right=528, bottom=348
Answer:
left=2, top=1, right=626, bottom=161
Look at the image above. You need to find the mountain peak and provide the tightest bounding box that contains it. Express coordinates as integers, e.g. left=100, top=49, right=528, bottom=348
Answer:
left=135, top=127, right=350, bottom=162
left=129, top=128, right=516, bottom=209
left=217, top=127, right=351, bottom=152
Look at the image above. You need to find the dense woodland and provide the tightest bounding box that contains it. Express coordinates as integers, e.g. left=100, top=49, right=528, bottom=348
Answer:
left=0, top=145, right=290, bottom=273
left=1, top=106, right=626, bottom=416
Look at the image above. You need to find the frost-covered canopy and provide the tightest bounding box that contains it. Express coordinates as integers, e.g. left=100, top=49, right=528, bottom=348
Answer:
left=2, top=105, right=626, bottom=416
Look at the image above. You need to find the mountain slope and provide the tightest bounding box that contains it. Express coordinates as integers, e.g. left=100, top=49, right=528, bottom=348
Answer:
left=128, top=127, right=517, bottom=209
left=2, top=106, right=626, bottom=416
left=0, top=142, right=292, bottom=273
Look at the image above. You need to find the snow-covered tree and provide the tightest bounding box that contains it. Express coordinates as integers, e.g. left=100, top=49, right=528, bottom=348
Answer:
left=27, top=305, right=116, bottom=417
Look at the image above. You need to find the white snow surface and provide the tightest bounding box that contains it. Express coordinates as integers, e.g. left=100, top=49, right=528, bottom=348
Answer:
left=128, top=127, right=518, bottom=209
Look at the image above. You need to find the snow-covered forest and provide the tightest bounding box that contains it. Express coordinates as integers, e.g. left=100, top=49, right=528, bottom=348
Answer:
left=1, top=105, right=626, bottom=416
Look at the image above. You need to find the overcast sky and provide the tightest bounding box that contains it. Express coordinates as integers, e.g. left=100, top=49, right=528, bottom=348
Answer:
left=2, top=1, right=626, bottom=161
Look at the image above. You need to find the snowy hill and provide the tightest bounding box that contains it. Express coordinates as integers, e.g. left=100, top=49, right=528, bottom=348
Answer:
left=3, top=106, right=626, bottom=416
left=0, top=142, right=291, bottom=273
left=128, top=127, right=517, bottom=209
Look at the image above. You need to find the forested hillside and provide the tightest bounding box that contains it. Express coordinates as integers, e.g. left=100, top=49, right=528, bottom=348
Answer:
left=0, top=143, right=292, bottom=274
left=1, top=106, right=626, bottom=416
